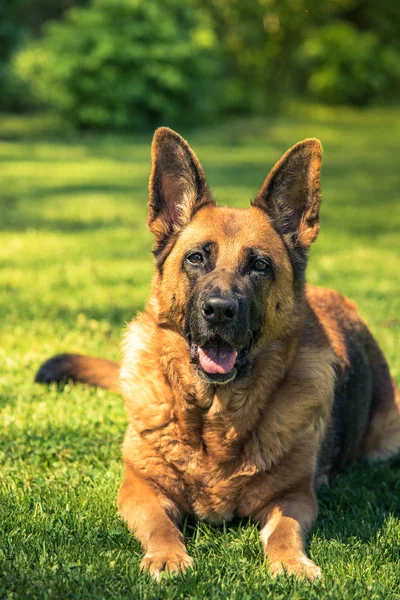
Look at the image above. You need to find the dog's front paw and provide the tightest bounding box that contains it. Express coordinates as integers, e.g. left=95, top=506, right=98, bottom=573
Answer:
left=270, top=555, right=321, bottom=580
left=140, top=547, right=193, bottom=582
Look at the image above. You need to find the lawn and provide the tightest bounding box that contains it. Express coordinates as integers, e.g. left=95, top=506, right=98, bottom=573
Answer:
left=0, top=107, right=399, bottom=599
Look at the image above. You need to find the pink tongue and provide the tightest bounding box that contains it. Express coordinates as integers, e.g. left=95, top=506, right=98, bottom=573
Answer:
left=198, top=344, right=237, bottom=375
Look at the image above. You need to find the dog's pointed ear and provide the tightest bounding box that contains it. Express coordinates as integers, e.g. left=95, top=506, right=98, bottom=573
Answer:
left=148, top=127, right=214, bottom=245
left=253, top=139, right=322, bottom=252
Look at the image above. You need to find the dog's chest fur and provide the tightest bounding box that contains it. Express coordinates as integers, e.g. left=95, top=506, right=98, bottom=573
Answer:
left=137, top=408, right=270, bottom=523
left=123, top=381, right=325, bottom=524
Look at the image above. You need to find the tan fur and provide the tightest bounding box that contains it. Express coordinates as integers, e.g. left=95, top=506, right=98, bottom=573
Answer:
left=36, top=128, right=400, bottom=581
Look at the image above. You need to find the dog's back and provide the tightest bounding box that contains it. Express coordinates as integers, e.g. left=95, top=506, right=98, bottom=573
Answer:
left=307, top=285, right=400, bottom=473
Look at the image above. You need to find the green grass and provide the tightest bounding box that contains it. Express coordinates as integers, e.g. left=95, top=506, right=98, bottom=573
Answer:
left=1, top=107, right=400, bottom=599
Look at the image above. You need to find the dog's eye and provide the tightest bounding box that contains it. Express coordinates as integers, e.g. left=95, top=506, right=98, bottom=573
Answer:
left=187, top=252, right=204, bottom=265
left=253, top=258, right=270, bottom=272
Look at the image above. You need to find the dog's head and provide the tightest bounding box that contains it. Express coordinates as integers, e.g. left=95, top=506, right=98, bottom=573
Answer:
left=148, top=128, right=322, bottom=385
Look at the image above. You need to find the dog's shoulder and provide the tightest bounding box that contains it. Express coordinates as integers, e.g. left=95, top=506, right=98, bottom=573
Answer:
left=306, top=285, right=359, bottom=322
left=121, top=312, right=175, bottom=429
left=305, top=285, right=364, bottom=369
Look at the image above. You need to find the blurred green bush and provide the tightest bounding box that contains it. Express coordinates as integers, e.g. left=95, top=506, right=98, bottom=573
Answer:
left=4, top=0, right=400, bottom=128
left=204, top=0, right=400, bottom=110
left=0, top=0, right=89, bottom=111
left=299, top=22, right=400, bottom=106
left=14, top=0, right=220, bottom=129
left=0, top=0, right=30, bottom=111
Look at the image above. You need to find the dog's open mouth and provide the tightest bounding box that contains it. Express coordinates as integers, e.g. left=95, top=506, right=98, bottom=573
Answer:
left=191, top=337, right=251, bottom=384
left=198, top=342, right=237, bottom=375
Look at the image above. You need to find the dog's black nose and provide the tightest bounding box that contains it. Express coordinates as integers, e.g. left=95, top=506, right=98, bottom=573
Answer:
left=202, top=297, right=239, bottom=323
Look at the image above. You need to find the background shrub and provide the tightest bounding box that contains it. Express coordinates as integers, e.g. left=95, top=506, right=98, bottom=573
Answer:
left=0, top=0, right=89, bottom=112
left=203, top=0, right=400, bottom=112
left=15, top=0, right=221, bottom=129
left=7, top=0, right=400, bottom=128
left=0, top=0, right=30, bottom=111
left=299, top=22, right=400, bottom=105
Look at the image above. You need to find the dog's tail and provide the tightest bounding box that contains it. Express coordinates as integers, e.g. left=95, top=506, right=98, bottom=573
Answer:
left=35, top=354, right=120, bottom=393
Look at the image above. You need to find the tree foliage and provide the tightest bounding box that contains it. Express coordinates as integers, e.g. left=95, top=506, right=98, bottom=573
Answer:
left=0, top=0, right=88, bottom=111
left=5, top=0, right=400, bottom=127
left=15, top=0, right=219, bottom=129
left=203, top=0, right=400, bottom=110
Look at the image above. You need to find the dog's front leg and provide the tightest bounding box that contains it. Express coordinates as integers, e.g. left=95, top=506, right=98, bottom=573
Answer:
left=257, top=481, right=321, bottom=580
left=117, top=465, right=192, bottom=581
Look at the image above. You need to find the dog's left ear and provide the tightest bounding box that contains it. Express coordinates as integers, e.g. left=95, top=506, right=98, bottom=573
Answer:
left=253, top=139, right=322, bottom=251
left=148, top=127, right=214, bottom=245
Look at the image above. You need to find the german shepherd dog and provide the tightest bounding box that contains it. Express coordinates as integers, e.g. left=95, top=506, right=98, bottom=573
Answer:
left=36, top=128, right=400, bottom=580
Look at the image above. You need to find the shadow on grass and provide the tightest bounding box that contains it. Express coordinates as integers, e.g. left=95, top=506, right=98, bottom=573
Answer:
left=51, top=304, right=139, bottom=327
left=314, top=457, right=400, bottom=545
left=0, top=187, right=147, bottom=233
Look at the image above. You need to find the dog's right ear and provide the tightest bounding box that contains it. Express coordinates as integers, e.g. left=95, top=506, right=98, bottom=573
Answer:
left=148, top=128, right=214, bottom=246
